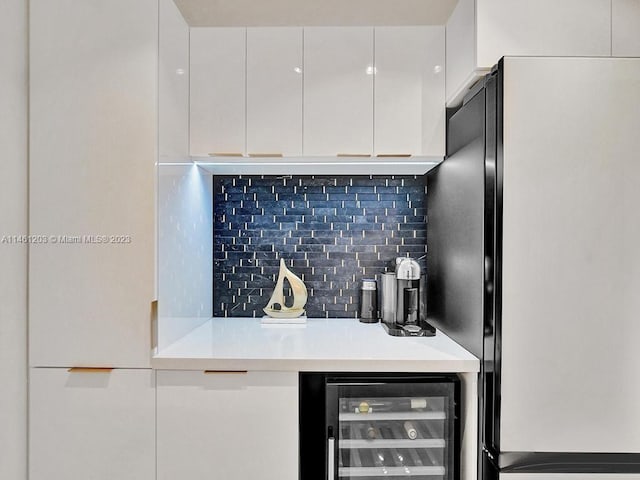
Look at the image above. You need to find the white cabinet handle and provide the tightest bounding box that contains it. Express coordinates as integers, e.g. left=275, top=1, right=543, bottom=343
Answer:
left=203, top=370, right=248, bottom=375
left=67, top=367, right=113, bottom=373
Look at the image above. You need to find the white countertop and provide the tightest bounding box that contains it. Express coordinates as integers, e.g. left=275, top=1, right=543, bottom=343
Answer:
left=153, top=317, right=479, bottom=373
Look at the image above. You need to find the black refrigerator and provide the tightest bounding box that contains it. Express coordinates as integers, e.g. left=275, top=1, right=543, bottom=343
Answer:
left=427, top=57, right=640, bottom=480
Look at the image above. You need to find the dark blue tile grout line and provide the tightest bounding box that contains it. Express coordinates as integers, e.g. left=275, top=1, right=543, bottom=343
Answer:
left=213, top=174, right=427, bottom=318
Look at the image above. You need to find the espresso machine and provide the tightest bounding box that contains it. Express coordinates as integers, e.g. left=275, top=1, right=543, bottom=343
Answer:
left=380, top=257, right=435, bottom=337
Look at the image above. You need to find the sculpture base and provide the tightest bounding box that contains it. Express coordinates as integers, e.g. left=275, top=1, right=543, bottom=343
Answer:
left=261, top=315, right=307, bottom=325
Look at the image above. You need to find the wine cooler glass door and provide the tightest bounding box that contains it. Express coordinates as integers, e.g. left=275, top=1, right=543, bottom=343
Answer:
left=326, top=377, right=458, bottom=480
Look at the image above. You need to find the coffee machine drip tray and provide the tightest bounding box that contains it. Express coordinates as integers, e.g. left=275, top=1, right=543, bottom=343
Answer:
left=382, top=321, right=436, bottom=337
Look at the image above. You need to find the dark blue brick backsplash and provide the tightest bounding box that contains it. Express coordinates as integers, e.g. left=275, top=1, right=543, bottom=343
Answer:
left=214, top=175, right=427, bottom=318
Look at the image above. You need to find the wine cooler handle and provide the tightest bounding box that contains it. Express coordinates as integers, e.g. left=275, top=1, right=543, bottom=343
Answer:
left=327, top=436, right=335, bottom=479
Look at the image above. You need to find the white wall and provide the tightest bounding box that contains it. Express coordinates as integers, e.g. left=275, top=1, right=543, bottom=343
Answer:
left=0, top=0, right=28, bottom=478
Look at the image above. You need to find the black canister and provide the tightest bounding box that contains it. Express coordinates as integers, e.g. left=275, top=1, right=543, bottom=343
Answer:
left=359, top=279, right=378, bottom=323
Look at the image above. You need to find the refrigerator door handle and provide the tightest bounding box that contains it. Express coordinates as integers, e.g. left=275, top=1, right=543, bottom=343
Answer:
left=484, top=256, right=494, bottom=335
left=327, top=436, right=335, bottom=479
left=484, top=256, right=493, bottom=293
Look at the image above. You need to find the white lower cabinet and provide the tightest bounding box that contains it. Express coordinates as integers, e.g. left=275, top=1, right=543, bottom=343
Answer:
left=29, top=368, right=155, bottom=480
left=157, top=370, right=299, bottom=480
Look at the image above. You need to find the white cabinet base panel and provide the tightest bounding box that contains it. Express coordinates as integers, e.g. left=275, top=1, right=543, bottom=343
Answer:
left=29, top=368, right=155, bottom=480
left=157, top=370, right=298, bottom=480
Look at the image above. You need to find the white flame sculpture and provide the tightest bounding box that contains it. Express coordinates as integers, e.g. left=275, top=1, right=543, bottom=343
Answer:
left=263, top=259, right=308, bottom=318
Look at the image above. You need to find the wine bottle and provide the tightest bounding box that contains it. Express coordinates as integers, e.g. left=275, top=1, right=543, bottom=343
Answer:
left=348, top=397, right=428, bottom=413
left=390, top=448, right=406, bottom=467
left=404, top=420, right=418, bottom=440
left=373, top=449, right=387, bottom=468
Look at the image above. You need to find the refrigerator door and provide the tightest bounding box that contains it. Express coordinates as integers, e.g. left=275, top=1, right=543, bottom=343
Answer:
left=326, top=376, right=459, bottom=480
left=426, top=87, right=488, bottom=360
left=498, top=57, right=640, bottom=455
left=427, top=76, right=498, bottom=464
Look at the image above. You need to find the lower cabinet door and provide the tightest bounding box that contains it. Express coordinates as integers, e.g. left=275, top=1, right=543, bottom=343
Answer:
left=157, top=370, right=299, bottom=480
left=29, top=368, right=155, bottom=480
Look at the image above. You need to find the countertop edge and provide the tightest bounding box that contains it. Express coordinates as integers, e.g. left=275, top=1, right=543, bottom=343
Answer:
left=151, top=356, right=480, bottom=373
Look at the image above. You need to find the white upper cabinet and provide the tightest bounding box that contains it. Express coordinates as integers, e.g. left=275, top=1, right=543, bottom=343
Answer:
left=612, top=0, right=640, bottom=56
left=30, top=368, right=155, bottom=480
left=188, top=26, right=445, bottom=158
left=446, top=0, right=612, bottom=105
left=157, top=370, right=298, bottom=480
left=29, top=0, right=156, bottom=368
left=446, top=0, right=478, bottom=107
left=303, top=27, right=374, bottom=156
left=374, top=26, right=445, bottom=156
left=159, top=0, right=189, bottom=159
left=246, top=27, right=303, bottom=156
left=190, top=28, right=246, bottom=156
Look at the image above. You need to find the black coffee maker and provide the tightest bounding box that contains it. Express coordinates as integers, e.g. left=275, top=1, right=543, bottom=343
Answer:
left=382, top=257, right=435, bottom=337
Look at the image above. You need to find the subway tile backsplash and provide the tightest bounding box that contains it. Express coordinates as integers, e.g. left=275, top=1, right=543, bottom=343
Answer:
left=213, top=175, right=427, bottom=318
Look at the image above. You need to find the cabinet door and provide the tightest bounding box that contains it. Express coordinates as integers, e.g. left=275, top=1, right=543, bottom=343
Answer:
left=29, top=368, right=155, bottom=480
left=445, top=0, right=479, bottom=105
left=247, top=27, right=303, bottom=156
left=374, top=26, right=445, bottom=156
left=157, top=370, right=298, bottom=480
left=476, top=0, right=611, bottom=66
left=612, top=0, right=640, bottom=56
left=190, top=27, right=246, bottom=156
left=29, top=0, right=156, bottom=368
left=159, top=0, right=189, bottom=159
left=446, top=0, right=612, bottom=106
left=304, top=27, right=374, bottom=156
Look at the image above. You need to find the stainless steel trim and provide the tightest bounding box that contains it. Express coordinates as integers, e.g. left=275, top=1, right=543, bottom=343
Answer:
left=327, top=436, right=335, bottom=479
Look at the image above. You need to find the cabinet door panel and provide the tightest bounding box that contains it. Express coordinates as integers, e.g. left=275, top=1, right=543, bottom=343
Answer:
left=29, top=0, right=156, bottom=367
left=157, top=370, right=298, bottom=480
left=447, top=0, right=613, bottom=106
left=304, top=27, right=374, bottom=156
left=445, top=0, right=477, bottom=104
left=375, top=26, right=445, bottom=156
left=159, top=0, right=189, bottom=158
left=29, top=368, right=155, bottom=480
left=190, top=28, right=246, bottom=155
left=476, top=0, right=611, bottom=67
left=500, top=57, right=640, bottom=454
left=247, top=27, right=303, bottom=156
left=612, top=0, right=640, bottom=56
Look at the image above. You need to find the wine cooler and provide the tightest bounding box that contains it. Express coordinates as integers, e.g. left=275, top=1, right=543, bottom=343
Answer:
left=300, top=373, right=460, bottom=480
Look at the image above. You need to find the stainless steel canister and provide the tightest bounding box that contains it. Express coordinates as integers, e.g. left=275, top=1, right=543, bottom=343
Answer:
left=395, top=258, right=421, bottom=325
left=419, top=274, right=427, bottom=322
left=380, top=272, right=397, bottom=324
